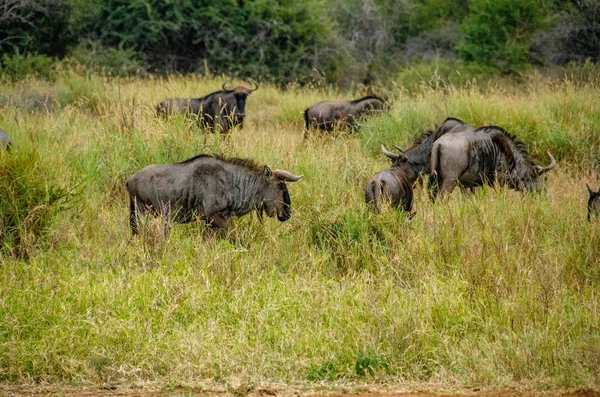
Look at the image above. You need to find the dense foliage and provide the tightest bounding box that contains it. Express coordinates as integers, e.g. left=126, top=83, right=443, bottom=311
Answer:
left=0, top=0, right=600, bottom=83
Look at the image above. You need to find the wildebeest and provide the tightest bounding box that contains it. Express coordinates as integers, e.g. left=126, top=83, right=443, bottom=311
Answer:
left=156, top=80, right=259, bottom=133
left=365, top=145, right=414, bottom=212
left=126, top=154, right=303, bottom=235
left=428, top=125, right=556, bottom=199
left=0, top=128, right=11, bottom=151
left=366, top=117, right=470, bottom=212
left=587, top=184, right=600, bottom=220
left=304, top=95, right=386, bottom=132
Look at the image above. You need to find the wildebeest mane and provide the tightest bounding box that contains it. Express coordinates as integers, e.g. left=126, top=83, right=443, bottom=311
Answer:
left=479, top=126, right=534, bottom=168
left=193, top=89, right=229, bottom=102
left=177, top=154, right=265, bottom=174
left=350, top=95, right=385, bottom=104
left=406, top=117, right=467, bottom=152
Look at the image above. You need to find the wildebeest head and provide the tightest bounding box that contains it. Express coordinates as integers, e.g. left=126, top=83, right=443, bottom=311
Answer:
left=509, top=151, right=556, bottom=192
left=587, top=184, right=600, bottom=220
left=381, top=145, right=408, bottom=166
left=260, top=166, right=303, bottom=222
left=221, top=80, right=259, bottom=123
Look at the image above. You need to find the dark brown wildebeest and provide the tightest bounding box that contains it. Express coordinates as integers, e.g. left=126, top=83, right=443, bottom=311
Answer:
left=126, top=154, right=303, bottom=235
left=365, top=145, right=414, bottom=212
left=587, top=184, right=600, bottom=220
left=304, top=95, right=386, bottom=132
left=428, top=125, right=556, bottom=199
left=367, top=117, right=470, bottom=212
left=156, top=80, right=258, bottom=133
left=0, top=128, right=11, bottom=151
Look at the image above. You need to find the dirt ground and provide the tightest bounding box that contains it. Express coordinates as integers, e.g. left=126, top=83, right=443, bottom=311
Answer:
left=0, top=385, right=598, bottom=397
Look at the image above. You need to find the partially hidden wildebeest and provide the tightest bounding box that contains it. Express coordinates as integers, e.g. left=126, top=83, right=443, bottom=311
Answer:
left=304, top=95, right=386, bottom=133
left=365, top=145, right=414, bottom=212
left=428, top=125, right=556, bottom=199
left=366, top=117, right=471, bottom=212
left=126, top=154, right=303, bottom=235
left=0, top=128, right=11, bottom=151
left=156, top=80, right=259, bottom=133
left=587, top=184, right=600, bottom=220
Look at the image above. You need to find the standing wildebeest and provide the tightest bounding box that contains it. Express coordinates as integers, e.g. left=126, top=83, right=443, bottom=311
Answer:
left=156, top=80, right=258, bottom=133
left=304, top=95, right=386, bottom=132
left=587, top=184, right=600, bottom=220
left=428, top=125, right=556, bottom=199
left=0, top=128, right=11, bottom=151
left=126, top=154, right=303, bottom=235
left=366, top=117, right=471, bottom=211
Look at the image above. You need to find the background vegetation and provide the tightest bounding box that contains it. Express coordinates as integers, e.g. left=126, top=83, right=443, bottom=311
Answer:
left=0, top=69, right=599, bottom=388
left=1, top=0, right=600, bottom=84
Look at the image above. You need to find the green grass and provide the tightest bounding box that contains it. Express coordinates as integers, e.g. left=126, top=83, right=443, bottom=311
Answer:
left=0, top=71, right=599, bottom=389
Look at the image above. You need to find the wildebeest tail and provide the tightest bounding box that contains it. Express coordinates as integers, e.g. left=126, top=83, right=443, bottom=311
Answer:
left=129, top=195, right=138, bottom=235
left=303, top=108, right=310, bottom=131
left=365, top=178, right=382, bottom=212
left=428, top=144, right=441, bottom=199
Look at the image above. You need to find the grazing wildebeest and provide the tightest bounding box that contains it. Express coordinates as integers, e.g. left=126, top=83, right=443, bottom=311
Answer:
left=156, top=80, right=259, bottom=133
left=428, top=125, right=556, bottom=199
left=587, top=184, right=600, bottom=221
left=366, top=117, right=471, bottom=212
left=304, top=95, right=386, bottom=132
left=365, top=145, right=414, bottom=212
left=0, top=128, right=11, bottom=151
left=126, top=154, right=303, bottom=235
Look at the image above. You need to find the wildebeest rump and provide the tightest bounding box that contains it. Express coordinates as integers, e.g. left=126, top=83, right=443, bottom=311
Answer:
left=0, top=128, right=11, bottom=151
left=368, top=117, right=471, bottom=211
left=428, top=125, right=556, bottom=199
left=156, top=80, right=258, bottom=133
left=126, top=154, right=303, bottom=235
left=381, top=117, right=473, bottom=184
left=365, top=145, right=414, bottom=212
left=304, top=95, right=386, bottom=132
left=587, top=184, right=600, bottom=220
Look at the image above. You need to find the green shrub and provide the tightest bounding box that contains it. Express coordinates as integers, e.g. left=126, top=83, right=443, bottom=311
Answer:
left=458, top=0, right=549, bottom=73
left=0, top=52, right=55, bottom=82
left=0, top=147, right=75, bottom=258
left=69, top=40, right=142, bottom=77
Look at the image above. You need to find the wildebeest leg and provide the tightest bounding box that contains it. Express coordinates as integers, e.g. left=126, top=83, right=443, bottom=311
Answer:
left=129, top=196, right=138, bottom=235
left=439, top=179, right=458, bottom=198
left=161, top=202, right=172, bottom=237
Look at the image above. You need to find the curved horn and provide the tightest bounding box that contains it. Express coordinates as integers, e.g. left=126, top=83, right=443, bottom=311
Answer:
left=537, top=152, right=556, bottom=174
left=222, top=80, right=235, bottom=92
left=248, top=78, right=259, bottom=92
left=381, top=145, right=400, bottom=160
left=275, top=169, right=303, bottom=182
left=393, top=145, right=406, bottom=153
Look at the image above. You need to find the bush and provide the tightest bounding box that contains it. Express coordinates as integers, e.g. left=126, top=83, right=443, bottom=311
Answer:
left=0, top=52, right=55, bottom=82
left=70, top=40, right=142, bottom=77
left=458, top=0, right=549, bottom=73
left=0, top=147, right=75, bottom=258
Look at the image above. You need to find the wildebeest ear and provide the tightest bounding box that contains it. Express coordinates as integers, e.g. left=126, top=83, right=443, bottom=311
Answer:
left=264, top=166, right=272, bottom=177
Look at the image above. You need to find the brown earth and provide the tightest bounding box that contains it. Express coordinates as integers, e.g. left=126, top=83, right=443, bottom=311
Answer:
left=1, top=386, right=598, bottom=397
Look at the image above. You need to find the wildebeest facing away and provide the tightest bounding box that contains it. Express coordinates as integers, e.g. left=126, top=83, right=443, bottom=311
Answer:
left=156, top=80, right=258, bottom=133
left=428, top=125, right=556, bottom=199
left=304, top=96, right=386, bottom=133
left=587, top=184, right=600, bottom=220
left=126, top=154, right=303, bottom=235
left=367, top=117, right=472, bottom=211
left=0, top=128, right=11, bottom=151
left=365, top=145, right=414, bottom=212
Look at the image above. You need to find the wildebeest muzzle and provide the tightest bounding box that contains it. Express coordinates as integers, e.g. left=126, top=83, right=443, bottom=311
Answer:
left=278, top=188, right=291, bottom=221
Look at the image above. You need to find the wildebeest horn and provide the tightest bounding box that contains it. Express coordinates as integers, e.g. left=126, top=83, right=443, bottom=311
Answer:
left=381, top=145, right=400, bottom=160
left=393, top=145, right=405, bottom=153
left=248, top=78, right=259, bottom=92
left=222, top=80, right=235, bottom=92
left=274, top=170, right=303, bottom=182
left=536, top=152, right=556, bottom=174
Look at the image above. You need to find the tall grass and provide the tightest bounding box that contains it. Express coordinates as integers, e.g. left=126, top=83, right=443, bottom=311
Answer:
left=0, top=71, right=599, bottom=389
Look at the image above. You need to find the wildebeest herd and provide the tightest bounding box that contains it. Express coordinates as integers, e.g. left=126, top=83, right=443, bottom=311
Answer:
left=1, top=81, right=598, bottom=235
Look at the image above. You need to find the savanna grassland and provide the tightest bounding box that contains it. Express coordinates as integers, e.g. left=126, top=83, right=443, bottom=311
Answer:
left=1, top=71, right=600, bottom=392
